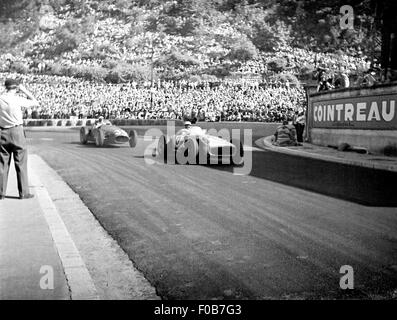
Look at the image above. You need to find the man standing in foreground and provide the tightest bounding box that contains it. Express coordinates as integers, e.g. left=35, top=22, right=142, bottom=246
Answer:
left=0, top=78, right=39, bottom=199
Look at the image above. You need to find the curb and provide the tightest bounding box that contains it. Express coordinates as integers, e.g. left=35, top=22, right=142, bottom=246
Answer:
left=30, top=162, right=100, bottom=300
left=255, top=136, right=397, bottom=172
left=29, top=155, right=160, bottom=300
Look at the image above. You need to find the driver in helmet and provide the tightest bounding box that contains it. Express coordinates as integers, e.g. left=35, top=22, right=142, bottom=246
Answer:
left=94, top=116, right=105, bottom=129
left=184, top=120, right=191, bottom=129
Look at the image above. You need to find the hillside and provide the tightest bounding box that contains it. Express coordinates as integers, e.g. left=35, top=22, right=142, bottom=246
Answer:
left=0, top=0, right=380, bottom=84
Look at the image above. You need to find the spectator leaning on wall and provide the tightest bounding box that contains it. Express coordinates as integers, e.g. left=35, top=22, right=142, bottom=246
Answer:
left=293, top=110, right=306, bottom=143
left=273, top=120, right=299, bottom=147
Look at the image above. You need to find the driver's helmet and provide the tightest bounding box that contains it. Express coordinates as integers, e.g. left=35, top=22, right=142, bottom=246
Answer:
left=184, top=121, right=191, bottom=129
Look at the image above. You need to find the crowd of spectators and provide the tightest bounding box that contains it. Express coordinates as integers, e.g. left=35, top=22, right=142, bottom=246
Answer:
left=0, top=72, right=306, bottom=122
left=1, top=3, right=381, bottom=123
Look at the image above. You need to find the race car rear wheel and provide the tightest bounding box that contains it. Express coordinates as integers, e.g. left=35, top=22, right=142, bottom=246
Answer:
left=197, top=138, right=210, bottom=165
left=176, top=137, right=198, bottom=164
left=129, top=130, right=138, bottom=148
left=80, top=127, right=89, bottom=144
left=230, top=139, right=244, bottom=166
left=95, top=130, right=105, bottom=147
left=157, top=135, right=168, bottom=162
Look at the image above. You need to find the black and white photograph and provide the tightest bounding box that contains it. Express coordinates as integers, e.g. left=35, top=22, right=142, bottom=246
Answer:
left=0, top=0, right=396, bottom=315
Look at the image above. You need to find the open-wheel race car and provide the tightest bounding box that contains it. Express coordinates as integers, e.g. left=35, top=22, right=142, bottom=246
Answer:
left=80, top=119, right=137, bottom=147
left=156, top=125, right=244, bottom=165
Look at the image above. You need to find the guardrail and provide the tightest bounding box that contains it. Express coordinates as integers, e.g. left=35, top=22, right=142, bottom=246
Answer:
left=23, top=119, right=184, bottom=127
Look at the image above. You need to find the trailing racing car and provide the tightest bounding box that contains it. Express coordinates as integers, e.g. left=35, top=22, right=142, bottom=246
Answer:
left=156, top=124, right=244, bottom=165
left=80, top=119, right=137, bottom=147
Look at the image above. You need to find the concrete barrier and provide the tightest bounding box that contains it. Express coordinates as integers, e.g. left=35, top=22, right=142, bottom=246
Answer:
left=307, top=82, right=397, bottom=155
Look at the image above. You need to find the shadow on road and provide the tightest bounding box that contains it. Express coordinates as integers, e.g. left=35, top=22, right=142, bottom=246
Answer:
left=68, top=141, right=124, bottom=148
left=208, top=150, right=397, bottom=207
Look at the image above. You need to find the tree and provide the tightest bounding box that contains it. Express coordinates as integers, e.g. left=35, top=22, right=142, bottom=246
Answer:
left=0, top=22, right=16, bottom=52
left=227, top=38, right=258, bottom=61
left=373, top=0, right=397, bottom=74
left=267, top=58, right=288, bottom=73
left=154, top=51, right=201, bottom=69
left=106, top=62, right=154, bottom=83
left=52, top=22, right=82, bottom=54
left=0, top=0, right=32, bottom=19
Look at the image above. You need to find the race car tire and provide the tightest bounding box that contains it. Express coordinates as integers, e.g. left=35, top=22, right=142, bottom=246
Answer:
left=230, top=139, right=244, bottom=166
left=157, top=135, right=168, bottom=162
left=95, top=129, right=105, bottom=147
left=80, top=127, right=89, bottom=145
left=176, top=137, right=198, bottom=164
left=197, top=138, right=210, bottom=165
left=129, top=130, right=138, bottom=148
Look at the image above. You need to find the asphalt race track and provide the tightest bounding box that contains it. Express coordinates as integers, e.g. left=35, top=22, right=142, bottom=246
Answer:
left=26, top=126, right=397, bottom=299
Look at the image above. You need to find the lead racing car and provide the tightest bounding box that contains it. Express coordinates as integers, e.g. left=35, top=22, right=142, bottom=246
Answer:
left=156, top=124, right=244, bottom=165
left=80, top=119, right=137, bottom=147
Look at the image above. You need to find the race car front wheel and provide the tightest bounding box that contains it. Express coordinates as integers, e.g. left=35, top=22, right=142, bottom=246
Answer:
left=129, top=130, right=138, bottom=148
left=230, top=139, right=244, bottom=166
left=176, top=137, right=199, bottom=164
left=95, top=130, right=105, bottom=147
left=80, top=127, right=89, bottom=144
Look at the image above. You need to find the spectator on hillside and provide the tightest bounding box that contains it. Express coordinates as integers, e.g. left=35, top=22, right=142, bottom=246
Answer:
left=317, top=68, right=335, bottom=92
left=334, top=71, right=350, bottom=89
left=361, top=69, right=378, bottom=86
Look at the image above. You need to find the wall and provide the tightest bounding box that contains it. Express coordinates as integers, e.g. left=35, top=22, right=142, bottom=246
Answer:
left=307, top=82, right=397, bottom=155
left=23, top=118, right=184, bottom=127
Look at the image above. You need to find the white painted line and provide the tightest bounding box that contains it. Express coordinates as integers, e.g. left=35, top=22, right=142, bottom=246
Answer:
left=258, top=137, right=397, bottom=172
left=29, top=169, right=99, bottom=300
left=243, top=145, right=263, bottom=152
left=29, top=155, right=159, bottom=299
left=26, top=138, right=54, bottom=141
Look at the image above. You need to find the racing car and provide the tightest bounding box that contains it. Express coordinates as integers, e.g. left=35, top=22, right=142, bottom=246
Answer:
left=80, top=119, right=137, bottom=147
left=156, top=124, right=244, bottom=165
